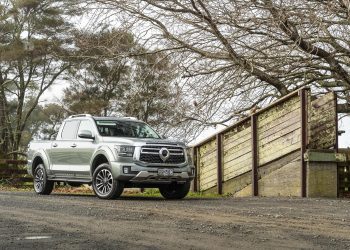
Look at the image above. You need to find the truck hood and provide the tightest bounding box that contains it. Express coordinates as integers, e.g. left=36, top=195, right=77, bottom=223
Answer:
left=101, top=137, right=186, bottom=147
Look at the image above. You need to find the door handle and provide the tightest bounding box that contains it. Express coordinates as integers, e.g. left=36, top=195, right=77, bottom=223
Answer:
left=70, top=143, right=77, bottom=148
left=52, top=143, right=58, bottom=147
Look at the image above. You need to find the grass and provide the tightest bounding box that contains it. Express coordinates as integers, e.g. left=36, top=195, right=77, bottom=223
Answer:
left=124, top=188, right=228, bottom=199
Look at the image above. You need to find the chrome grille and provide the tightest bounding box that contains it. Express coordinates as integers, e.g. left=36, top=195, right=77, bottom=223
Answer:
left=140, top=146, right=185, bottom=164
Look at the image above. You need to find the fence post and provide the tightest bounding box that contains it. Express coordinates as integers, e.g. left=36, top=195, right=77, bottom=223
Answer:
left=251, top=115, right=259, bottom=196
left=299, top=89, right=308, bottom=197
left=216, top=133, right=223, bottom=195
left=193, top=146, right=198, bottom=192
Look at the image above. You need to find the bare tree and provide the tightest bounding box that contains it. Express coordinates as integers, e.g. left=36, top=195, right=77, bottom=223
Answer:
left=93, top=0, right=350, bottom=128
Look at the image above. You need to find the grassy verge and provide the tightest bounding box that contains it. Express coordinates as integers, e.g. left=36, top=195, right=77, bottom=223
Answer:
left=124, top=188, right=228, bottom=199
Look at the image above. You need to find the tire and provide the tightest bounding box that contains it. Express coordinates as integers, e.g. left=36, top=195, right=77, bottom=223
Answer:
left=159, top=181, right=191, bottom=199
left=33, top=164, right=54, bottom=195
left=92, top=164, right=124, bottom=199
left=67, top=182, right=82, bottom=187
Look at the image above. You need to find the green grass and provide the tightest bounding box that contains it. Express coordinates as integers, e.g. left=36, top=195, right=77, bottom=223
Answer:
left=125, top=188, right=229, bottom=199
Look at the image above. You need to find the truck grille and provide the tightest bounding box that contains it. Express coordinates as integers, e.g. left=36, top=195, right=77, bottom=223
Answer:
left=140, top=146, right=186, bottom=164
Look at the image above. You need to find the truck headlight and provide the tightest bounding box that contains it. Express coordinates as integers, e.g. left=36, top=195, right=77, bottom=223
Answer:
left=115, top=145, right=135, bottom=157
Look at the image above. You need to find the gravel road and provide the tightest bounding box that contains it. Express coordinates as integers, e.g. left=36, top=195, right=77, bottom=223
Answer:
left=0, top=191, right=349, bottom=250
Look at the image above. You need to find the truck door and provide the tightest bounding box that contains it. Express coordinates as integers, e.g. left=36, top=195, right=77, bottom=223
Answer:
left=73, top=119, right=97, bottom=179
left=48, top=120, right=80, bottom=179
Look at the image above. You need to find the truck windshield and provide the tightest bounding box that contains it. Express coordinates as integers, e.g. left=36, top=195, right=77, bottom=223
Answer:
left=95, top=120, right=161, bottom=139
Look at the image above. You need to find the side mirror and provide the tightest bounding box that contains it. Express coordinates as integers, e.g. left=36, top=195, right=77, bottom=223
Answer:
left=78, top=130, right=94, bottom=140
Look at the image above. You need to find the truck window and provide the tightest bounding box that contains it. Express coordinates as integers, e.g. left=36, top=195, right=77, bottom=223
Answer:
left=61, top=120, right=80, bottom=139
left=78, top=120, right=95, bottom=134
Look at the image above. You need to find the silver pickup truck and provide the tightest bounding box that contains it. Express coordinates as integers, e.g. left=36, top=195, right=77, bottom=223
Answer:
left=27, top=114, right=195, bottom=199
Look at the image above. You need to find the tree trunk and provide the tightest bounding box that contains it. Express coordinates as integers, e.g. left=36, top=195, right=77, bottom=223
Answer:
left=0, top=89, right=9, bottom=157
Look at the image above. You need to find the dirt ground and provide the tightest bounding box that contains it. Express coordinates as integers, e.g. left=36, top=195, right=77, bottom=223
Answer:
left=0, top=191, right=349, bottom=250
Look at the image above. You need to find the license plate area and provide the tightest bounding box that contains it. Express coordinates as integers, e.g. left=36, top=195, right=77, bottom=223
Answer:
left=158, top=168, right=174, bottom=177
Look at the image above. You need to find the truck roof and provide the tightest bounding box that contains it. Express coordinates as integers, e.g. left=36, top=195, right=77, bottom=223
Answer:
left=93, top=116, right=142, bottom=122
left=67, top=114, right=142, bottom=123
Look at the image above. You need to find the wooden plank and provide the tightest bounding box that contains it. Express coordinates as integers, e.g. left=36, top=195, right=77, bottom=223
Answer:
left=259, top=151, right=300, bottom=178
left=259, top=142, right=300, bottom=165
left=199, top=150, right=217, bottom=164
left=309, top=101, right=335, bottom=121
left=0, top=159, right=28, bottom=165
left=258, top=96, right=300, bottom=126
left=200, top=176, right=217, bottom=189
left=258, top=105, right=300, bottom=134
left=0, top=169, right=27, bottom=175
left=310, top=92, right=335, bottom=108
left=200, top=172, right=217, bottom=183
left=199, top=165, right=218, bottom=180
left=200, top=180, right=217, bottom=191
left=224, top=161, right=252, bottom=181
left=309, top=92, right=336, bottom=150
left=309, top=106, right=336, bottom=127
left=223, top=147, right=252, bottom=165
left=259, top=129, right=301, bottom=152
left=224, top=155, right=252, bottom=174
left=223, top=128, right=251, bottom=149
left=223, top=140, right=252, bottom=163
left=198, top=139, right=217, bottom=156
left=259, top=121, right=301, bottom=147
left=199, top=165, right=217, bottom=177
left=309, top=122, right=335, bottom=135
left=222, top=120, right=251, bottom=140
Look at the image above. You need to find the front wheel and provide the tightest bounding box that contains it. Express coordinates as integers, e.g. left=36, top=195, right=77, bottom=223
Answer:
left=33, top=164, right=54, bottom=195
left=92, top=164, right=124, bottom=199
left=159, top=182, right=191, bottom=199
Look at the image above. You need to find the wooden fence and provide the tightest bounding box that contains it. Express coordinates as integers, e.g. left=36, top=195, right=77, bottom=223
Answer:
left=192, top=87, right=339, bottom=197
left=0, top=159, right=31, bottom=186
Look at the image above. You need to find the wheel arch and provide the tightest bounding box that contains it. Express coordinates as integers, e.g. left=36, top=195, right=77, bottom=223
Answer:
left=91, top=153, right=111, bottom=176
left=90, top=146, right=115, bottom=175
left=31, top=151, right=50, bottom=175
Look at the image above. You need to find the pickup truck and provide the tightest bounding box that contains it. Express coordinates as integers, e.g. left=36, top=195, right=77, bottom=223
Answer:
left=27, top=114, right=195, bottom=199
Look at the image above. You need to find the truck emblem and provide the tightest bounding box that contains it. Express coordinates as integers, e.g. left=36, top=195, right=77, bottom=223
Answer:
left=159, top=148, right=170, bottom=162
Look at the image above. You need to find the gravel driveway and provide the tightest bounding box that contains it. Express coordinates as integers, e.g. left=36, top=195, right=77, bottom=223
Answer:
left=0, top=191, right=349, bottom=249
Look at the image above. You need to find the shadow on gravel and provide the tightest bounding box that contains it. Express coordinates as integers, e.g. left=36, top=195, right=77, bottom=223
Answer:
left=50, top=192, right=219, bottom=201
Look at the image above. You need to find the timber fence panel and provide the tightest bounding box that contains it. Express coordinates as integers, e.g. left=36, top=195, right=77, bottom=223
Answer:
left=257, top=95, right=302, bottom=165
left=309, top=92, right=337, bottom=149
left=198, top=138, right=218, bottom=191
left=0, top=159, right=31, bottom=186
left=192, top=87, right=336, bottom=196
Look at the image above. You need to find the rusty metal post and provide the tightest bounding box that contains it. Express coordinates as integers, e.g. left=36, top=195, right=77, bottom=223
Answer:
left=216, top=133, right=223, bottom=195
left=251, top=115, right=258, bottom=196
left=334, top=92, right=339, bottom=197
left=193, top=146, right=198, bottom=192
left=299, top=89, right=308, bottom=197
left=334, top=92, right=339, bottom=152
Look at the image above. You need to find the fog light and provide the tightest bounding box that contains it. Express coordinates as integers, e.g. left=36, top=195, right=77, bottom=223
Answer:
left=123, top=166, right=131, bottom=174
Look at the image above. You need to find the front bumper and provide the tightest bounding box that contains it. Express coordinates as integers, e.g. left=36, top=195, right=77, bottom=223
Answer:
left=110, top=161, right=195, bottom=184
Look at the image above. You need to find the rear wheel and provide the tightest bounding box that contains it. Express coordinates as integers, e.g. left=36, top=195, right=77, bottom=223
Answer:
left=159, top=182, right=191, bottom=199
left=92, top=164, right=124, bottom=199
left=33, top=164, right=54, bottom=195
